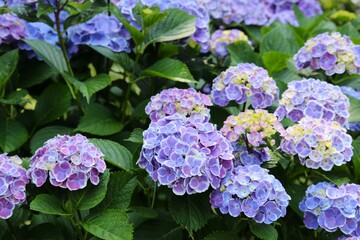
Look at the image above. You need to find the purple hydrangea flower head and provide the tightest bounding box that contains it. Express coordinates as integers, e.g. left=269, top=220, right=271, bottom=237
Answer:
left=232, top=144, right=271, bottom=166
left=210, top=164, right=290, bottom=223
left=338, top=237, right=360, bottom=240
left=5, top=0, right=37, bottom=6
left=210, top=29, right=251, bottom=58
left=200, top=0, right=322, bottom=26
left=145, top=88, right=213, bottom=123
left=0, top=13, right=27, bottom=45
left=28, top=134, right=106, bottom=191
left=0, top=153, right=29, bottom=219
left=221, top=109, right=284, bottom=147
left=280, top=117, right=353, bottom=171
left=137, top=113, right=234, bottom=195
left=211, top=63, right=279, bottom=108
left=18, top=22, right=58, bottom=59
left=300, top=182, right=360, bottom=236
left=294, top=32, right=360, bottom=76
left=275, top=78, right=350, bottom=127
left=112, top=0, right=211, bottom=52
left=66, top=13, right=132, bottom=54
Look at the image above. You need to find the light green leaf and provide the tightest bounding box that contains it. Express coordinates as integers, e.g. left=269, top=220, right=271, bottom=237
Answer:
left=80, top=209, right=133, bottom=240
left=262, top=51, right=291, bottom=74
left=63, top=72, right=112, bottom=103
left=144, top=8, right=196, bottom=47
left=0, top=49, right=19, bottom=91
left=170, top=194, right=213, bottom=233
left=0, top=119, right=28, bottom=153
left=125, top=128, right=143, bottom=144
left=90, top=139, right=133, bottom=170
left=34, top=83, right=72, bottom=126
left=76, top=103, right=123, bottom=136
left=100, top=172, right=137, bottom=210
left=349, top=96, right=360, bottom=123
left=140, top=58, right=195, bottom=83
left=69, top=170, right=110, bottom=211
left=24, top=40, right=68, bottom=73
left=249, top=221, right=278, bottom=240
left=30, top=126, right=73, bottom=154
left=30, top=194, right=70, bottom=216
left=227, top=41, right=261, bottom=66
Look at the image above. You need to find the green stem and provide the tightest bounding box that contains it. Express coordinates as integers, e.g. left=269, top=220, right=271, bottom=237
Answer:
left=151, top=182, right=156, bottom=209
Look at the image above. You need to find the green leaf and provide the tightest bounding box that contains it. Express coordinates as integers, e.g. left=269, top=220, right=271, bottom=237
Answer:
left=0, top=89, right=28, bottom=106
left=30, top=194, right=70, bottom=216
left=90, top=46, right=134, bottom=72
left=125, top=128, right=143, bottom=144
left=0, top=49, right=19, bottom=91
left=349, top=95, right=360, bottom=122
left=338, top=22, right=360, bottom=39
left=63, top=72, right=112, bottom=103
left=286, top=184, right=307, bottom=217
left=80, top=209, right=133, bottom=240
left=142, top=8, right=167, bottom=29
left=0, top=119, right=28, bottom=153
left=90, top=139, right=133, bottom=170
left=76, top=103, right=123, bottom=136
left=20, top=62, right=57, bottom=88
left=144, top=8, right=196, bottom=47
left=140, top=58, right=196, bottom=83
left=26, top=223, right=64, bottom=240
left=262, top=51, right=291, bottom=74
left=69, top=169, right=110, bottom=211
left=34, top=83, right=72, bottom=126
left=30, top=126, right=73, bottom=154
left=352, top=139, right=360, bottom=182
left=36, top=4, right=56, bottom=18
left=63, top=8, right=103, bottom=29
left=100, top=172, right=137, bottom=210
left=227, top=41, right=261, bottom=66
left=203, top=231, right=239, bottom=240
left=249, top=221, right=278, bottom=240
left=260, top=24, right=299, bottom=55
left=170, top=194, right=213, bottom=233
left=24, top=40, right=68, bottom=73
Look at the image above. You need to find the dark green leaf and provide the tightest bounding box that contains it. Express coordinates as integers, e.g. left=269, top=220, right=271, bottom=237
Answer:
left=90, top=139, right=133, bottom=170
left=76, top=103, right=123, bottom=136
left=249, top=221, right=278, bottom=240
left=144, top=9, right=196, bottom=47
left=0, top=49, right=19, bottom=91
left=36, top=4, right=55, bottom=18
left=140, top=58, right=195, bottom=83
left=170, top=194, right=213, bottom=232
left=26, top=223, right=64, bottom=240
left=262, top=51, right=291, bottom=74
left=69, top=169, right=110, bottom=210
left=203, top=231, right=239, bottom=240
left=30, top=194, right=70, bottom=216
left=24, top=40, right=68, bottom=73
left=20, top=62, right=57, bottom=88
left=0, top=89, right=28, bottom=106
left=125, top=128, right=143, bottom=144
left=0, top=119, right=28, bottom=153
left=100, top=172, right=137, bottom=210
left=90, top=46, right=134, bottom=72
left=63, top=8, right=103, bottom=29
left=30, top=126, right=73, bottom=154
left=80, top=209, right=133, bottom=240
left=352, top=139, right=360, bottom=182
left=34, top=83, right=71, bottom=126
left=286, top=184, right=307, bottom=217
left=227, top=41, right=261, bottom=66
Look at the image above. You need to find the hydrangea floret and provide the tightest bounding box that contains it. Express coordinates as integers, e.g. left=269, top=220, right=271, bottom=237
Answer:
left=275, top=78, right=350, bottom=127
left=294, top=32, right=360, bottom=76
left=66, top=13, right=131, bottom=54
left=280, top=117, right=353, bottom=171
left=137, top=113, right=234, bottom=195
left=0, top=154, right=29, bottom=219
left=210, top=29, right=251, bottom=58
left=144, top=87, right=213, bottom=123
left=210, top=164, right=290, bottom=224
left=211, top=63, right=279, bottom=108
left=0, top=13, right=27, bottom=45
left=28, top=134, right=106, bottom=191
left=300, top=182, right=360, bottom=236
left=232, top=145, right=271, bottom=167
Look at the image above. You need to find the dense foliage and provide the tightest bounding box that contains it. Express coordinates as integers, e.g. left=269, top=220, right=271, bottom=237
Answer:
left=0, top=0, right=360, bottom=239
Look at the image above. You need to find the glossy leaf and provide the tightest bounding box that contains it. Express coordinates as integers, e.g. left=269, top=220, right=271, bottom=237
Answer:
left=30, top=194, right=70, bottom=216
left=0, top=119, right=28, bottom=153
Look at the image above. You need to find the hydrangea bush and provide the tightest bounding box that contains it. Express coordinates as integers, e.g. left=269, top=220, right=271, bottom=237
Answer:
left=0, top=0, right=360, bottom=239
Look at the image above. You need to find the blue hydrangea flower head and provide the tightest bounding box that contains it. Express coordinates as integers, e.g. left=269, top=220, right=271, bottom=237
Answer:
left=28, top=134, right=106, bottom=191
left=300, top=182, right=360, bottom=236
left=210, top=164, right=290, bottom=223
left=232, top=144, right=271, bottom=166
left=280, top=117, right=353, bottom=171
left=294, top=32, right=360, bottom=76
left=0, top=153, right=29, bottom=219
left=137, top=113, right=234, bottom=195
left=0, top=13, right=27, bottom=45
left=210, top=29, right=251, bottom=58
left=145, top=88, right=213, bottom=123
left=211, top=63, right=279, bottom=108
left=275, top=78, right=350, bottom=127
left=66, top=13, right=132, bottom=54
